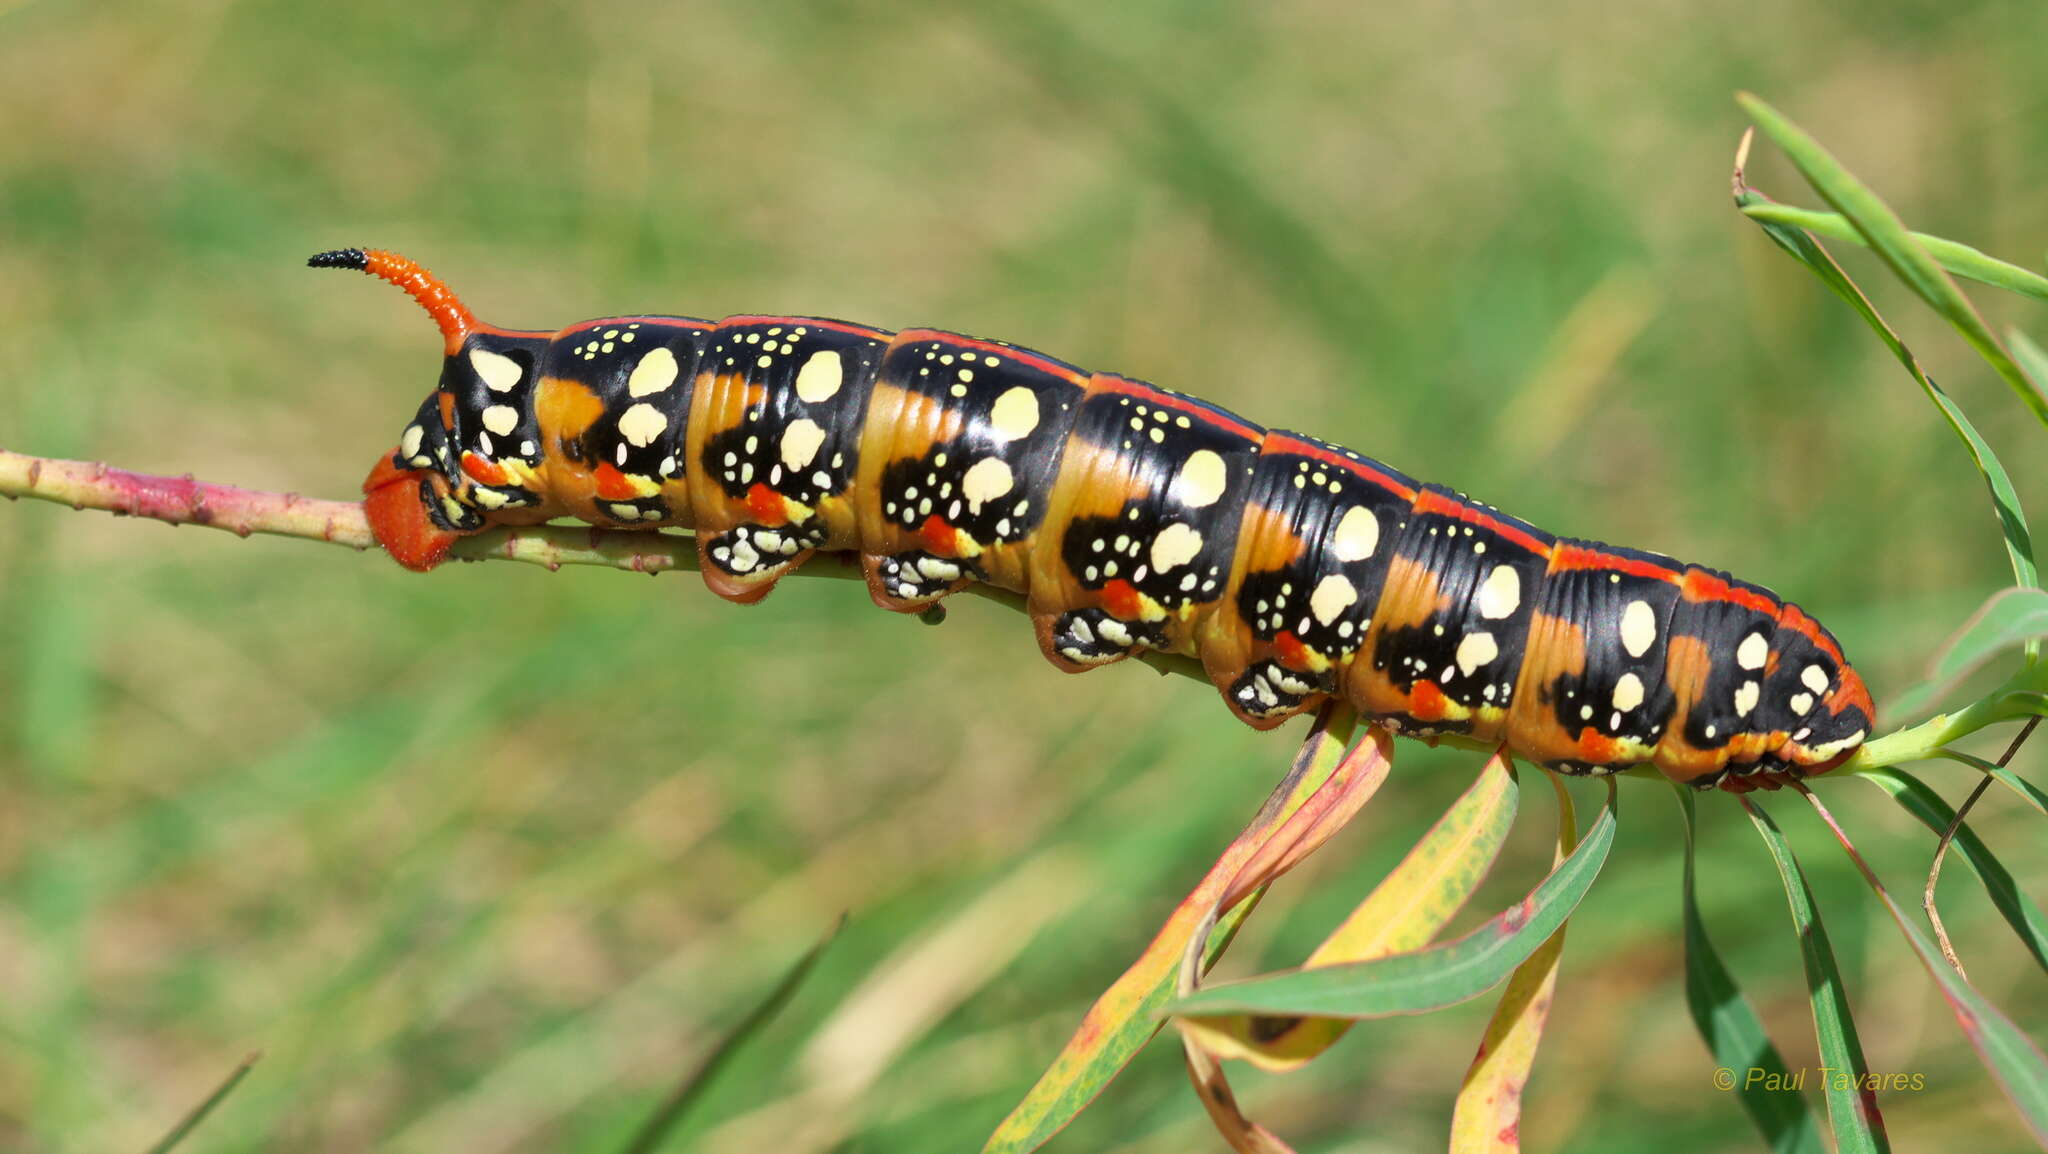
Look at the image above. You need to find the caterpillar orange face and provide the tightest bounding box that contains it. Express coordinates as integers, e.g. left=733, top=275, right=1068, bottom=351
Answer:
left=360, top=332, right=555, bottom=569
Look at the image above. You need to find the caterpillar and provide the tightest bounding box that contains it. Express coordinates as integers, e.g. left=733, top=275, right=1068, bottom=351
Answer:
left=317, top=247, right=1875, bottom=792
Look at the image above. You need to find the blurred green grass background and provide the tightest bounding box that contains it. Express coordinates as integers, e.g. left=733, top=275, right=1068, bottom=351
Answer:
left=2, top=1, right=2047, bottom=1150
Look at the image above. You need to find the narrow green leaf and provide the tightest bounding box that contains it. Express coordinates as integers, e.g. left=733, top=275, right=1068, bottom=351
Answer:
left=1673, top=787, right=1823, bottom=1154
left=1739, top=93, right=2048, bottom=427
left=1734, top=177, right=2036, bottom=599
left=1930, top=749, right=2048, bottom=818
left=1890, top=588, right=2048, bottom=718
left=1167, top=780, right=1616, bottom=1019
left=144, top=1053, right=260, bottom=1154
left=1860, top=768, right=2048, bottom=974
left=1738, top=203, right=2048, bottom=304
left=619, top=918, right=843, bottom=1154
left=1800, top=789, right=2048, bottom=1147
left=1741, top=798, right=1889, bottom=1153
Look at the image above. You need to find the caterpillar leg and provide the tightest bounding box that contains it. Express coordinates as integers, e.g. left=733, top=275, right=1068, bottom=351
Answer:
left=1034, top=608, right=1170, bottom=672
left=862, top=550, right=977, bottom=613
left=1225, top=659, right=1327, bottom=729
left=696, top=523, right=820, bottom=604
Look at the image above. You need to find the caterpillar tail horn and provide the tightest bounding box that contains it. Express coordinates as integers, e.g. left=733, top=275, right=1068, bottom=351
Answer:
left=309, top=247, right=477, bottom=355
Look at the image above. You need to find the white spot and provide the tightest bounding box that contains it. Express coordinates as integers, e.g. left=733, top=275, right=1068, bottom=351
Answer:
left=1802, top=664, right=1830, bottom=694
left=1475, top=564, right=1520, bottom=619
left=1455, top=630, right=1498, bottom=677
left=1331, top=505, right=1378, bottom=561
left=1175, top=450, right=1228, bottom=508
left=962, top=457, right=1015, bottom=508
left=795, top=350, right=843, bottom=403
left=618, top=403, right=668, bottom=447
left=779, top=418, right=827, bottom=470
left=1149, top=522, right=1204, bottom=571
left=989, top=387, right=1039, bottom=441
left=609, top=502, right=641, bottom=520
left=1310, top=574, right=1357, bottom=626
left=470, top=348, right=524, bottom=392
left=481, top=405, right=520, bottom=436
left=471, top=488, right=509, bottom=510
left=400, top=424, right=424, bottom=458
left=1097, top=618, right=1133, bottom=647
left=1734, top=680, right=1759, bottom=717
left=1737, top=631, right=1769, bottom=670
left=1789, top=692, right=1814, bottom=715
left=627, top=346, right=680, bottom=397
left=1612, top=672, right=1644, bottom=712
left=1620, top=599, right=1657, bottom=658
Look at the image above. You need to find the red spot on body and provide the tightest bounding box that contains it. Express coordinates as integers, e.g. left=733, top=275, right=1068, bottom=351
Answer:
left=917, top=514, right=957, bottom=552
left=460, top=452, right=507, bottom=486
left=1100, top=579, right=1145, bottom=620
left=592, top=461, right=641, bottom=501
left=1273, top=631, right=1314, bottom=667
left=1409, top=680, right=1449, bottom=720
left=745, top=482, right=786, bottom=523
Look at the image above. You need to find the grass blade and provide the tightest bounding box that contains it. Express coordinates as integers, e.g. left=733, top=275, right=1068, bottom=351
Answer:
left=1673, top=787, right=1823, bottom=1154
left=1448, top=770, right=1578, bottom=1154
left=982, top=708, right=1379, bottom=1154
left=1861, top=767, right=2048, bottom=974
left=1738, top=93, right=2048, bottom=427
left=1799, top=787, right=2048, bottom=1147
left=1741, top=797, right=1889, bottom=1153
left=1737, top=202, right=2048, bottom=304
left=618, top=917, right=844, bottom=1154
left=1168, top=779, right=1616, bottom=1019
left=1178, top=747, right=1521, bottom=1071
left=144, top=1052, right=260, bottom=1154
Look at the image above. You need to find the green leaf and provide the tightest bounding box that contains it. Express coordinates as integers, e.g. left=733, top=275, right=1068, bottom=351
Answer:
left=1741, top=798, right=1889, bottom=1153
left=1737, top=203, right=2048, bottom=304
left=1674, top=787, right=1824, bottom=1154
left=1166, top=779, right=1615, bottom=1019
left=1890, top=588, right=2048, bottom=718
left=1733, top=175, right=2036, bottom=601
left=1739, top=93, right=2048, bottom=428
left=1859, top=768, right=2048, bottom=974
left=1800, top=789, right=2048, bottom=1146
left=618, top=917, right=843, bottom=1154
left=1931, top=749, right=2048, bottom=818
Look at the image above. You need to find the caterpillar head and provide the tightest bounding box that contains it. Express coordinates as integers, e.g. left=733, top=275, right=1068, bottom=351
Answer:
left=313, top=249, right=549, bottom=570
